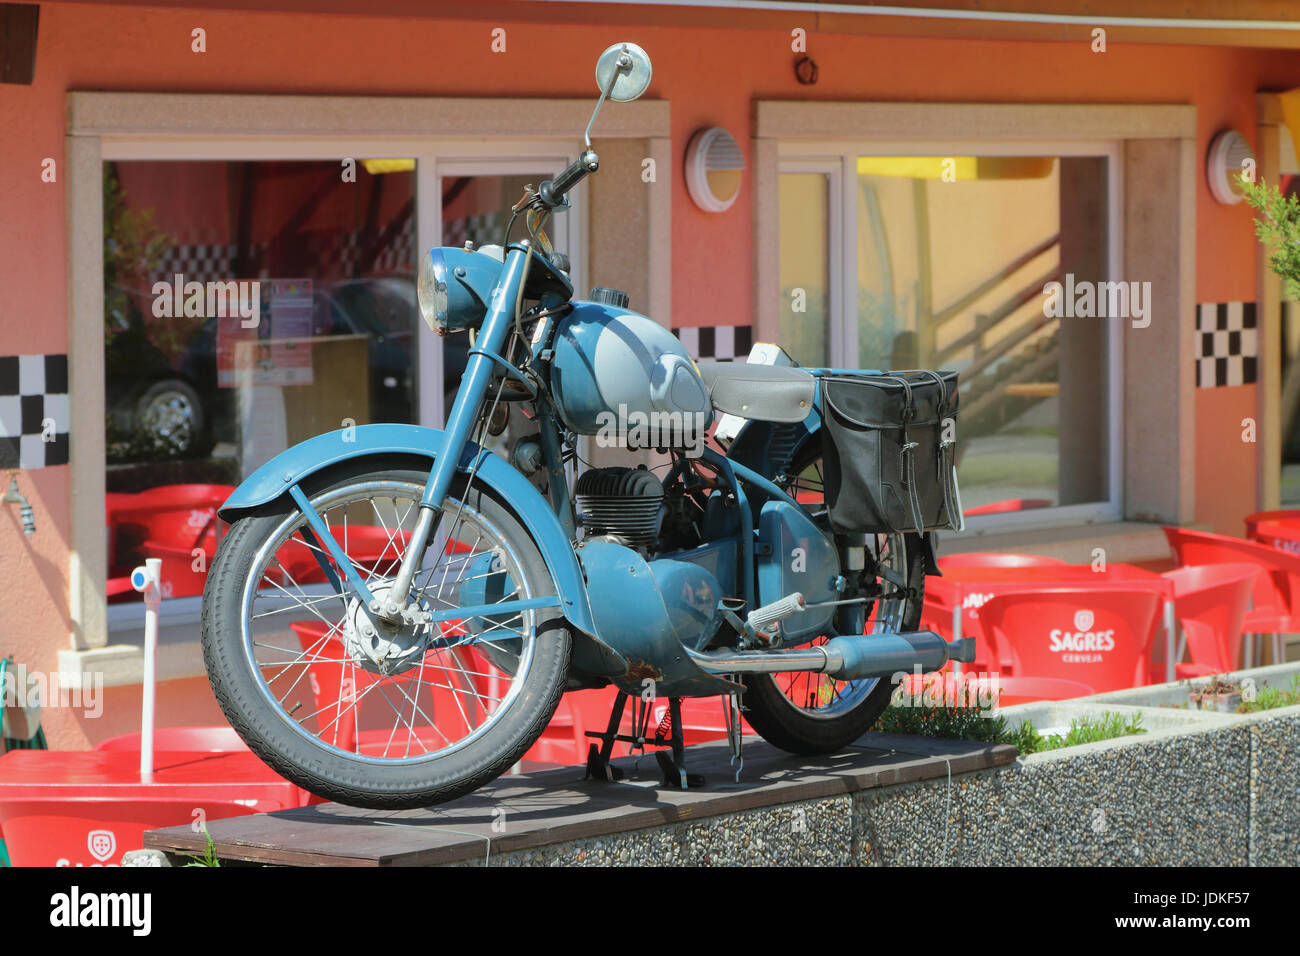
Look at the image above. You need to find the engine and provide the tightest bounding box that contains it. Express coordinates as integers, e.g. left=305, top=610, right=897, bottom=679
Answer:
left=575, top=465, right=711, bottom=554
left=574, top=466, right=664, bottom=549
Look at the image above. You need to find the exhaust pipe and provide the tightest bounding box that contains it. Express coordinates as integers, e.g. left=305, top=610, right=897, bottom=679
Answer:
left=687, top=630, right=975, bottom=682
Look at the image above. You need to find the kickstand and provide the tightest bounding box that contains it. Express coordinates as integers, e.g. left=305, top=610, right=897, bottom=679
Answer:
left=653, top=697, right=705, bottom=790
left=724, top=691, right=744, bottom=783
left=584, top=690, right=628, bottom=782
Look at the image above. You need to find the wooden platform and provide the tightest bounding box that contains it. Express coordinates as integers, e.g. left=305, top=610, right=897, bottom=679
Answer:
left=144, top=733, right=1016, bottom=866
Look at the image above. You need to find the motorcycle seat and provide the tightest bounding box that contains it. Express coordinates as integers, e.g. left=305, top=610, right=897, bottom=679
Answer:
left=696, top=360, right=815, bottom=423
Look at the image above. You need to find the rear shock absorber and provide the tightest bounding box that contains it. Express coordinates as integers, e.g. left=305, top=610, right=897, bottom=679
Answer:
left=836, top=532, right=869, bottom=633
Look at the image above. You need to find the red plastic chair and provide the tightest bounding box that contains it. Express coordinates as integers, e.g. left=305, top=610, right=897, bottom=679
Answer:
left=924, top=555, right=1068, bottom=673
left=1159, top=563, right=1259, bottom=679
left=894, top=673, right=1094, bottom=707
left=938, top=552, right=1068, bottom=570
left=518, top=696, right=590, bottom=768
left=289, top=620, right=525, bottom=760
left=0, top=798, right=282, bottom=866
left=1163, top=527, right=1299, bottom=667
left=108, top=483, right=231, bottom=552
left=1244, top=509, right=1300, bottom=541
left=988, top=676, right=1095, bottom=706
left=140, top=539, right=213, bottom=599
left=962, top=498, right=1052, bottom=517
left=107, top=484, right=233, bottom=601
left=1250, top=520, right=1300, bottom=557
left=0, top=748, right=305, bottom=865
left=95, top=726, right=249, bottom=753
left=105, top=491, right=139, bottom=576
left=274, top=526, right=411, bottom=585
left=976, top=587, right=1163, bottom=693
left=920, top=587, right=998, bottom=674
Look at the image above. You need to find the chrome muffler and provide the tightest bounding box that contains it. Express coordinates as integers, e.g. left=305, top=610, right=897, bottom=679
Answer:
left=686, top=630, right=975, bottom=682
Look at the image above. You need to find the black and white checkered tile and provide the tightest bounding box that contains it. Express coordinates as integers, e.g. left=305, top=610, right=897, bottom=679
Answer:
left=147, top=223, right=417, bottom=289
left=154, top=242, right=263, bottom=287
left=672, top=325, right=754, bottom=362
left=0, top=354, right=69, bottom=469
left=1196, top=302, right=1257, bottom=388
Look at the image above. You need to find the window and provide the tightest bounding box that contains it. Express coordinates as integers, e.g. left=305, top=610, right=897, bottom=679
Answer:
left=780, top=145, right=1121, bottom=528
left=101, top=143, right=581, bottom=626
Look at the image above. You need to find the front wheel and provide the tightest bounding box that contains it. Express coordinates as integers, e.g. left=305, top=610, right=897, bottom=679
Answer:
left=201, top=457, right=571, bottom=809
left=740, top=437, right=927, bottom=755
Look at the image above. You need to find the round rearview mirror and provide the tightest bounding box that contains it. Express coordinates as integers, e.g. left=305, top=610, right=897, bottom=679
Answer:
left=595, top=42, right=652, bottom=102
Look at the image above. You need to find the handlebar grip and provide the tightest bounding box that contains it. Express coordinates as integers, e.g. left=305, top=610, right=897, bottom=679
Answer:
left=539, top=149, right=599, bottom=207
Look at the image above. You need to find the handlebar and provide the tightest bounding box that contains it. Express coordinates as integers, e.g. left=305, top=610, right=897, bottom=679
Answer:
left=538, top=148, right=599, bottom=208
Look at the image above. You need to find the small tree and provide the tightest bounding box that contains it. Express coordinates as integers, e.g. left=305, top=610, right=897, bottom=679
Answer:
left=1240, top=173, right=1300, bottom=298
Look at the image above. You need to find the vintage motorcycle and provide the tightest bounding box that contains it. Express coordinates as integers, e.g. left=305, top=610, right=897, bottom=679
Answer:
left=200, top=42, right=972, bottom=809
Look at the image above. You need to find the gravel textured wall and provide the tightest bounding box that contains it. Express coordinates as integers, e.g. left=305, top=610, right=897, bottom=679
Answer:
left=1244, top=706, right=1300, bottom=867
left=463, top=797, right=855, bottom=867
left=855, top=721, right=1253, bottom=866
left=457, top=668, right=1300, bottom=867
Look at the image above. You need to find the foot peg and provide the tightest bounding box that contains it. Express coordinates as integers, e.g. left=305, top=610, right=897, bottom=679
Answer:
left=746, top=592, right=806, bottom=635
left=720, top=592, right=807, bottom=646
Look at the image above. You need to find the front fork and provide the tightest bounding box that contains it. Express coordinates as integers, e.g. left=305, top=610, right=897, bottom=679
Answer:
left=361, top=245, right=532, bottom=626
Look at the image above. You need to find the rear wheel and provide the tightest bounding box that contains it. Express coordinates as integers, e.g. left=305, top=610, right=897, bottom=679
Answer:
left=201, top=457, right=571, bottom=809
left=740, top=436, right=926, bottom=755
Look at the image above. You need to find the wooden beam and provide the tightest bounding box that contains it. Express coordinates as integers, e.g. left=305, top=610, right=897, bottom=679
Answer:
left=44, top=0, right=1300, bottom=48
left=757, top=101, right=1197, bottom=141
left=0, top=3, right=38, bottom=86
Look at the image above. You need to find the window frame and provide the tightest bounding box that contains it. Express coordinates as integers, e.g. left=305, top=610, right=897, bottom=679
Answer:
left=98, top=138, right=586, bottom=637
left=779, top=138, right=1124, bottom=532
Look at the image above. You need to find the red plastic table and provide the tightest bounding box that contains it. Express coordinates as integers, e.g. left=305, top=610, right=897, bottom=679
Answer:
left=927, top=563, right=1178, bottom=682
left=1251, top=520, right=1300, bottom=556
left=0, top=749, right=305, bottom=866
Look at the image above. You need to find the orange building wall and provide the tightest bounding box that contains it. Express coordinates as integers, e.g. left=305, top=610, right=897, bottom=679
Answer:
left=4, top=4, right=1300, bottom=746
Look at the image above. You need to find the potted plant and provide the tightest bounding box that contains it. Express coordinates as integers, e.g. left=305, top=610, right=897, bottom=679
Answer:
left=1187, top=675, right=1243, bottom=713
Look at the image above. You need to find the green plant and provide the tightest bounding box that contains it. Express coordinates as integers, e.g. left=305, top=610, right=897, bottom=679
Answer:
left=873, top=697, right=1013, bottom=743
left=1240, top=173, right=1300, bottom=297
left=872, top=687, right=1149, bottom=755
left=1019, top=710, right=1147, bottom=754
left=1013, top=719, right=1043, bottom=755
left=1237, top=675, right=1300, bottom=713
left=180, top=826, right=221, bottom=868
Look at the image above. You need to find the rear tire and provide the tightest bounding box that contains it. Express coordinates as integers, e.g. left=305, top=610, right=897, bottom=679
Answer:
left=741, top=436, right=926, bottom=755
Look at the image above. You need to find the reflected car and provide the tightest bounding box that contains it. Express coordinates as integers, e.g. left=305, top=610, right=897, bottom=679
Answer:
left=106, top=278, right=469, bottom=459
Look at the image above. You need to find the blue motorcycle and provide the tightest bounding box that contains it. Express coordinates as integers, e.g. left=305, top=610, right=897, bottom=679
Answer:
left=201, top=42, right=972, bottom=808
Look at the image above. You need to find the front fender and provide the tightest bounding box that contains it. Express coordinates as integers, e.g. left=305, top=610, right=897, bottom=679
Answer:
left=220, top=424, right=624, bottom=675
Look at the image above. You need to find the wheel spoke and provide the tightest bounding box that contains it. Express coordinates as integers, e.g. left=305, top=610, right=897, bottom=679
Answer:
left=234, top=475, right=544, bottom=770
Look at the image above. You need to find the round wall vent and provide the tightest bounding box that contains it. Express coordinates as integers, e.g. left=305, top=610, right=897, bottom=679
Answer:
left=685, top=127, right=745, bottom=213
left=1206, top=129, right=1255, bottom=206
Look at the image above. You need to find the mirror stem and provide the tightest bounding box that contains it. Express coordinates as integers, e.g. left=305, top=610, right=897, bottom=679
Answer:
left=584, top=50, right=633, bottom=147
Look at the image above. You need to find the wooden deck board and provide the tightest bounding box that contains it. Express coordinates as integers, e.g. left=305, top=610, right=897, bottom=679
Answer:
left=144, top=733, right=1016, bottom=866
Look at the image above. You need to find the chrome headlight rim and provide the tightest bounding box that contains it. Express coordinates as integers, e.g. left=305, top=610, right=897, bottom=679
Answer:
left=417, top=248, right=448, bottom=332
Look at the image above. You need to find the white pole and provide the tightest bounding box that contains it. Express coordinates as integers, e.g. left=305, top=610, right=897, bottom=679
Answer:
left=1163, top=599, right=1176, bottom=683
left=951, top=603, right=963, bottom=677
left=131, top=558, right=162, bottom=781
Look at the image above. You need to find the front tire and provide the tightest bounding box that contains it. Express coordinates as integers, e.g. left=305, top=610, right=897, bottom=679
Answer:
left=201, top=458, right=571, bottom=809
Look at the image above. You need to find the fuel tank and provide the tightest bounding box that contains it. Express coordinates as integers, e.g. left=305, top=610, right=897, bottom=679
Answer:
left=549, top=301, right=712, bottom=441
